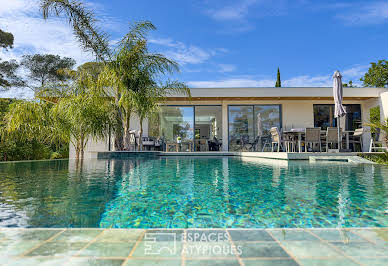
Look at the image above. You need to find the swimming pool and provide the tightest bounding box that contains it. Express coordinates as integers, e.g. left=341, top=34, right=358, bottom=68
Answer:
left=0, top=157, right=387, bottom=228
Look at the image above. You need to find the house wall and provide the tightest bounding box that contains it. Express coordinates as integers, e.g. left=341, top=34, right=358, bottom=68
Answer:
left=68, top=114, right=148, bottom=159
left=73, top=97, right=382, bottom=157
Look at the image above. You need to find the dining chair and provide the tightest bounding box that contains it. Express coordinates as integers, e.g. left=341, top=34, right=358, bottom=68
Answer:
left=369, top=128, right=388, bottom=152
left=304, top=128, right=321, bottom=152
left=326, top=127, right=340, bottom=151
left=270, top=127, right=283, bottom=152
left=349, top=128, right=364, bottom=152
left=199, top=139, right=208, bottom=151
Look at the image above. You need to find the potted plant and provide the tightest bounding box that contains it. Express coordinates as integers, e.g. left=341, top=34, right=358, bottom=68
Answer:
left=177, top=136, right=182, bottom=144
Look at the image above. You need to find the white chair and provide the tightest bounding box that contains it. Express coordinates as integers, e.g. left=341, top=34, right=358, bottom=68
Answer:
left=270, top=127, right=285, bottom=152
left=303, top=128, right=321, bottom=152
left=325, top=127, right=340, bottom=151
left=369, top=129, right=388, bottom=152
left=349, top=128, right=364, bottom=152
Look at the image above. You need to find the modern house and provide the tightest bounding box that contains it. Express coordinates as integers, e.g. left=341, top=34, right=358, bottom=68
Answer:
left=70, top=86, right=388, bottom=158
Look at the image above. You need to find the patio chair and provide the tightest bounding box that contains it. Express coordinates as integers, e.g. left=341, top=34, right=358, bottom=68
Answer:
left=270, top=127, right=283, bottom=152
left=303, top=128, right=321, bottom=152
left=241, top=135, right=253, bottom=151
left=325, top=127, right=340, bottom=151
left=369, top=128, right=388, bottom=152
left=348, top=128, right=364, bottom=152
left=199, top=139, right=208, bottom=151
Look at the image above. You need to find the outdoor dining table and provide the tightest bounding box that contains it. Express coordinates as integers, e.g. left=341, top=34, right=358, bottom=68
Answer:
left=283, top=129, right=354, bottom=152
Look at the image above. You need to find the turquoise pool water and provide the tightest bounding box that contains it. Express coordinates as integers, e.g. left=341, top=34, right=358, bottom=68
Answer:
left=0, top=157, right=387, bottom=228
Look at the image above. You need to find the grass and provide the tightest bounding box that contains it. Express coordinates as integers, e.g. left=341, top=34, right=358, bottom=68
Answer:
left=358, top=152, right=388, bottom=165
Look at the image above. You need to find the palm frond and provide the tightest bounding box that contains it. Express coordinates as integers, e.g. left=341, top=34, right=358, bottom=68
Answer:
left=40, top=0, right=111, bottom=61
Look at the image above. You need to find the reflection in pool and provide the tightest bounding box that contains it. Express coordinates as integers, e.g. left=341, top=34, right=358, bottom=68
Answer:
left=0, top=157, right=387, bottom=228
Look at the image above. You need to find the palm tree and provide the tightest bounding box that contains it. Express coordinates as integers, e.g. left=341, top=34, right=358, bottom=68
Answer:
left=98, top=21, right=190, bottom=150
left=40, top=1, right=190, bottom=151
left=40, top=0, right=111, bottom=62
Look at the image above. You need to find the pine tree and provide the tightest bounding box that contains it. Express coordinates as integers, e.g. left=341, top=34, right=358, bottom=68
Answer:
left=275, top=67, right=281, bottom=87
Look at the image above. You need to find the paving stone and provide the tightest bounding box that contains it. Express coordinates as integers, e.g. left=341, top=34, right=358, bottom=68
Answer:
left=6, top=257, right=68, bottom=266
left=124, top=259, right=181, bottom=266
left=78, top=242, right=135, bottom=257
left=308, top=229, right=365, bottom=242
left=185, top=259, right=240, bottom=266
left=95, top=229, right=143, bottom=242
left=298, top=258, right=358, bottom=266
left=0, top=240, right=42, bottom=256
left=67, top=258, right=124, bottom=266
left=237, top=242, right=290, bottom=258
left=228, top=230, right=274, bottom=242
left=0, top=229, right=62, bottom=241
left=331, top=242, right=388, bottom=257
left=243, top=259, right=299, bottom=266
left=357, top=258, right=388, bottom=266
left=52, top=229, right=102, bottom=242
left=268, top=229, right=319, bottom=241
left=350, top=229, right=388, bottom=244
left=26, top=241, right=86, bottom=257
left=281, top=241, right=342, bottom=258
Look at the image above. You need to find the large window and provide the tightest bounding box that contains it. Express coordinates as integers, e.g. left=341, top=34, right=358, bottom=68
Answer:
left=159, top=106, right=194, bottom=143
left=150, top=105, right=222, bottom=151
left=313, top=104, right=361, bottom=131
left=228, top=105, right=281, bottom=152
left=195, top=106, right=222, bottom=151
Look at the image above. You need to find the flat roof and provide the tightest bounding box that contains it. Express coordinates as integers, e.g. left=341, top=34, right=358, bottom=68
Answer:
left=168, top=87, right=388, bottom=100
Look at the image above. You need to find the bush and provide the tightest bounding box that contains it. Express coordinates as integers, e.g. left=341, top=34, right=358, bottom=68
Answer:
left=359, top=152, right=388, bottom=165
left=50, top=152, right=62, bottom=159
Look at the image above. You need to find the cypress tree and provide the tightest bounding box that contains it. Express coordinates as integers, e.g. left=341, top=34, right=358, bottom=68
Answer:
left=275, top=67, right=281, bottom=87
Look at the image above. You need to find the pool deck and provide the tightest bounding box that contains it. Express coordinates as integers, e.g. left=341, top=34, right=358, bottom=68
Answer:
left=1, top=227, right=387, bottom=265
left=95, top=151, right=378, bottom=163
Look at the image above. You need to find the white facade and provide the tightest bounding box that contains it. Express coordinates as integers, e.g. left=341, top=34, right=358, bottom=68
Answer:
left=69, top=87, right=388, bottom=158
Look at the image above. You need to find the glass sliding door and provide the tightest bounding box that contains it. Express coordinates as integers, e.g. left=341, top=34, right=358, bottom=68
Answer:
left=254, top=105, right=281, bottom=151
left=194, top=106, right=222, bottom=151
left=228, top=105, right=282, bottom=152
left=228, top=106, right=254, bottom=151
left=313, top=104, right=361, bottom=130
left=159, top=106, right=194, bottom=151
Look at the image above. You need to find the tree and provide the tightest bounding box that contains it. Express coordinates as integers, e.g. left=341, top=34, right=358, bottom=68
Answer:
left=361, top=60, right=388, bottom=87
left=4, top=69, right=115, bottom=161
left=0, top=29, right=14, bottom=49
left=21, top=54, right=76, bottom=91
left=275, top=67, right=281, bottom=87
left=0, top=29, right=23, bottom=89
left=40, top=1, right=190, bottom=151
left=343, top=80, right=354, bottom=88
left=99, top=21, right=190, bottom=150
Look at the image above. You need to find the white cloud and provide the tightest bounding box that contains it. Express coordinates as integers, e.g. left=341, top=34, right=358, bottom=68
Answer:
left=336, top=2, right=388, bottom=25
left=206, top=0, right=259, bottom=21
left=218, top=64, right=236, bottom=73
left=149, top=38, right=225, bottom=65
left=188, top=65, right=368, bottom=88
left=188, top=78, right=274, bottom=88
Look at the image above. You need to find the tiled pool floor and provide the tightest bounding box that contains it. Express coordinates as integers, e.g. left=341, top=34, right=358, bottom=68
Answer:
left=0, top=228, right=387, bottom=266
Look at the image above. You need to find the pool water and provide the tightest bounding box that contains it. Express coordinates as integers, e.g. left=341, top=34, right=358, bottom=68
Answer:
left=0, top=157, right=387, bottom=228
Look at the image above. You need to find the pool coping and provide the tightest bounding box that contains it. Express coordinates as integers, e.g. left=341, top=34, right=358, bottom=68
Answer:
left=94, top=151, right=378, bottom=164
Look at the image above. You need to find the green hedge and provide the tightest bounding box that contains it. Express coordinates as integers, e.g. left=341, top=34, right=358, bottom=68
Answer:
left=359, top=153, right=388, bottom=165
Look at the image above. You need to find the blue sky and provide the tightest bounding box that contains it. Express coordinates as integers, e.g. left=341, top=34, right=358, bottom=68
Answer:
left=1, top=0, right=388, bottom=97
